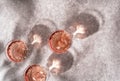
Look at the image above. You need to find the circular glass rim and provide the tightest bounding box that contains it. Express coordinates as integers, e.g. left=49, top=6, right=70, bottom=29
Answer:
left=6, top=40, right=28, bottom=63
left=48, top=30, right=72, bottom=54
left=24, top=64, right=48, bottom=81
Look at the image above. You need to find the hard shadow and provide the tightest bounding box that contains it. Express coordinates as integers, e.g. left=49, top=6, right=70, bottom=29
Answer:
left=26, top=24, right=53, bottom=62
left=27, top=24, right=51, bottom=47
left=65, top=12, right=100, bottom=38
left=47, top=51, right=74, bottom=74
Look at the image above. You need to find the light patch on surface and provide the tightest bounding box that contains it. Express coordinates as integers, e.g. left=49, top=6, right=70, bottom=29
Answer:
left=73, top=25, right=86, bottom=36
left=49, top=59, right=61, bottom=71
left=31, top=34, right=42, bottom=45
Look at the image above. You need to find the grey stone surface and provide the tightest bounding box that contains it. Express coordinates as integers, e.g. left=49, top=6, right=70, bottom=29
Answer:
left=0, top=0, right=120, bottom=81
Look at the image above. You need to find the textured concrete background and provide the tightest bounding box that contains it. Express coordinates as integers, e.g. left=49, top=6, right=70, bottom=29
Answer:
left=0, top=0, right=120, bottom=81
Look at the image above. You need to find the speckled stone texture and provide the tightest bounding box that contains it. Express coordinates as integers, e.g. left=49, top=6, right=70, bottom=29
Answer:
left=0, top=0, right=120, bottom=81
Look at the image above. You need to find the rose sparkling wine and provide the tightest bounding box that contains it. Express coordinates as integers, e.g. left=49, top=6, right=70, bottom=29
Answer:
left=24, top=65, right=47, bottom=81
left=48, top=30, right=72, bottom=54
left=6, top=40, right=28, bottom=62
